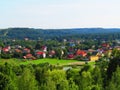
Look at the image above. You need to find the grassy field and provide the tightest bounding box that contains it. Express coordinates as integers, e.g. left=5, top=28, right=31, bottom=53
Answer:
left=0, top=58, right=95, bottom=66
left=20, top=58, right=81, bottom=65
left=0, top=58, right=21, bottom=65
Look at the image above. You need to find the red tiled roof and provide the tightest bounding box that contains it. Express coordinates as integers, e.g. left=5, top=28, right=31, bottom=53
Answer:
left=102, top=43, right=109, bottom=47
left=42, top=46, right=46, bottom=49
left=68, top=54, right=74, bottom=59
left=26, top=54, right=32, bottom=57
left=76, top=49, right=87, bottom=57
left=3, top=48, right=9, bottom=52
left=23, top=54, right=33, bottom=59
left=36, top=51, right=44, bottom=55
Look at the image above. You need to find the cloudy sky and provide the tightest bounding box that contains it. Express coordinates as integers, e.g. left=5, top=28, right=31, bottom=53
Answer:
left=0, top=0, right=120, bottom=29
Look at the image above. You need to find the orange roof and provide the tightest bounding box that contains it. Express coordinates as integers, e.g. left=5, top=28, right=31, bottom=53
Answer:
left=76, top=49, right=87, bottom=56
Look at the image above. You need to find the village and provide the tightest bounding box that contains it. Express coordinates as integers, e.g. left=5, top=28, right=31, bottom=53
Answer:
left=0, top=38, right=120, bottom=62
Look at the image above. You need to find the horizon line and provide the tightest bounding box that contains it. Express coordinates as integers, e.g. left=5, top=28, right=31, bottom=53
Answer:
left=1, top=27, right=120, bottom=30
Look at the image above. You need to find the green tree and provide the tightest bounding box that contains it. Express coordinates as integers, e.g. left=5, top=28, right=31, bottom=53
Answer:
left=35, top=67, right=48, bottom=85
left=0, top=72, right=10, bottom=90
left=0, top=63, right=18, bottom=90
left=107, top=49, right=120, bottom=79
left=55, top=48, right=63, bottom=59
left=39, top=78, right=56, bottom=90
left=68, top=78, right=78, bottom=90
left=106, top=66, right=120, bottom=90
left=49, top=70, right=66, bottom=84
left=57, top=80, right=69, bottom=90
left=35, top=42, right=41, bottom=50
left=92, top=66, right=103, bottom=90
left=7, top=66, right=18, bottom=90
left=78, top=71, right=93, bottom=90
left=18, top=68, right=38, bottom=90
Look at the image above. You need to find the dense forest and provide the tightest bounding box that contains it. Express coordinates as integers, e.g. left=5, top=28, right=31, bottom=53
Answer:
left=1, top=28, right=120, bottom=40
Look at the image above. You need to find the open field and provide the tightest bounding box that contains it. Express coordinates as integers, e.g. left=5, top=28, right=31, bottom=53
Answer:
left=20, top=58, right=81, bottom=65
left=0, top=58, right=95, bottom=66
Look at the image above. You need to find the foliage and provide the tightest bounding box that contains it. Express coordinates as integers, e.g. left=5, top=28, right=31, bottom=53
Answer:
left=0, top=72, right=10, bottom=90
left=106, top=66, right=120, bottom=90
left=0, top=48, right=120, bottom=90
left=18, top=68, right=38, bottom=90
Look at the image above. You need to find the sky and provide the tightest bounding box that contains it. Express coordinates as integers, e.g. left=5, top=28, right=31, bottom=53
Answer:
left=1, top=0, right=120, bottom=29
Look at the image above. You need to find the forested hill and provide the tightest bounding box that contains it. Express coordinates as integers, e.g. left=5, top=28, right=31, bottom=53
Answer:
left=0, top=28, right=120, bottom=40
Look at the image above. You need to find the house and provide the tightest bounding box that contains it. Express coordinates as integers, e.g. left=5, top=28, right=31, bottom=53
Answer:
left=92, top=50, right=104, bottom=57
left=88, top=49, right=96, bottom=53
left=76, top=40, right=80, bottom=44
left=23, top=54, right=36, bottom=60
left=0, top=47, right=2, bottom=54
left=3, top=47, right=9, bottom=52
left=15, top=45, right=22, bottom=49
left=23, top=48, right=30, bottom=54
left=49, top=50, right=56, bottom=57
left=76, top=49, right=87, bottom=57
left=42, top=46, right=47, bottom=52
left=97, top=48, right=104, bottom=53
left=43, top=53, right=46, bottom=58
left=114, top=46, right=120, bottom=50
left=69, top=43, right=75, bottom=47
left=24, top=38, right=29, bottom=41
left=88, top=50, right=101, bottom=61
left=35, top=51, right=46, bottom=58
left=67, top=53, right=74, bottom=59
left=63, top=39, right=67, bottom=42
left=36, top=51, right=43, bottom=55
left=15, top=49, right=22, bottom=53
left=3, top=46, right=11, bottom=52
left=101, top=43, right=110, bottom=48
left=103, top=50, right=112, bottom=57
left=89, top=56, right=99, bottom=61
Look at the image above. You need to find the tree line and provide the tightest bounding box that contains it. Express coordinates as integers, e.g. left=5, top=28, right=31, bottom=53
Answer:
left=1, top=28, right=120, bottom=40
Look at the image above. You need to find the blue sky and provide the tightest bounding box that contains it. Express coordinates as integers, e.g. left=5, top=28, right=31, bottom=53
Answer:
left=1, top=0, right=120, bottom=29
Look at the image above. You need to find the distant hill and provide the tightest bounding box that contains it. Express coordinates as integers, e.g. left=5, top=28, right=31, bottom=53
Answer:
left=0, top=28, right=120, bottom=40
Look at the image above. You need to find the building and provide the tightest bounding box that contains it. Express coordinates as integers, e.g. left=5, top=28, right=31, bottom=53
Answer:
left=89, top=56, right=99, bottom=61
left=76, top=49, right=87, bottom=57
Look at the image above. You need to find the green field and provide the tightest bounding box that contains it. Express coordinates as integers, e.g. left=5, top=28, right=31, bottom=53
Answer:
left=20, top=58, right=82, bottom=65
left=0, top=58, right=95, bottom=66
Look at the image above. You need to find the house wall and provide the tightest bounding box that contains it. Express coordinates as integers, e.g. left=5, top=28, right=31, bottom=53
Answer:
left=89, top=56, right=99, bottom=61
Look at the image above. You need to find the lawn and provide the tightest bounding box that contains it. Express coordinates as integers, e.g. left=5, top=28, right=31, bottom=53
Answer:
left=0, top=58, right=21, bottom=66
left=20, top=58, right=80, bottom=65
left=0, top=58, right=95, bottom=66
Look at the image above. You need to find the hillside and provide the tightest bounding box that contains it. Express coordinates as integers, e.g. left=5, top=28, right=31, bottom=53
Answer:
left=0, top=28, right=120, bottom=40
